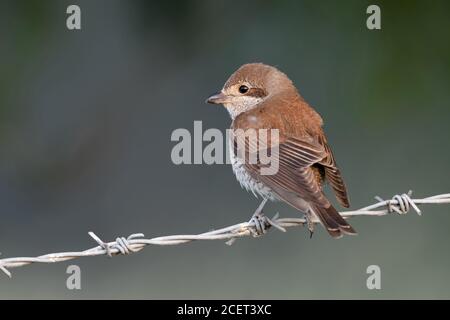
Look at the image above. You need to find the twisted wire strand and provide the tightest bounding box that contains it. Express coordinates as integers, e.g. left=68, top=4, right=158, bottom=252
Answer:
left=0, top=191, right=449, bottom=278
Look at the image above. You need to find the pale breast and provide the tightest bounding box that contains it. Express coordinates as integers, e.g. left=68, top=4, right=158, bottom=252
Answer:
left=229, top=142, right=277, bottom=201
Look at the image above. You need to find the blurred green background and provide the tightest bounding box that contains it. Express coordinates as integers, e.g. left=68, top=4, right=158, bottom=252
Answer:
left=0, top=0, right=449, bottom=299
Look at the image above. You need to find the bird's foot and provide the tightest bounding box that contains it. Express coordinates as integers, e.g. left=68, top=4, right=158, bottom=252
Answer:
left=227, top=198, right=269, bottom=245
left=248, top=198, right=270, bottom=237
left=227, top=198, right=286, bottom=245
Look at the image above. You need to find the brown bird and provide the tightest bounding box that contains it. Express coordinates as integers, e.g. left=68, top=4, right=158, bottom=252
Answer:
left=206, top=63, right=356, bottom=238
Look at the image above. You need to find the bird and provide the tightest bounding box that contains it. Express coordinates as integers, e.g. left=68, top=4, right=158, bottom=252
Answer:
left=206, top=63, right=356, bottom=238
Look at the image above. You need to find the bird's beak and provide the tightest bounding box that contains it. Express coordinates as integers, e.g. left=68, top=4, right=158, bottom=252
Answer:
left=206, top=91, right=229, bottom=104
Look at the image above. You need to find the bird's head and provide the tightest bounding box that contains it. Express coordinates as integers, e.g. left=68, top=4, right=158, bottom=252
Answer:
left=206, top=63, right=296, bottom=119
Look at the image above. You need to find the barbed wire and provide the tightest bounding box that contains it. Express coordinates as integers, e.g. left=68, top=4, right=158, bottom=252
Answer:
left=1, top=190, right=449, bottom=278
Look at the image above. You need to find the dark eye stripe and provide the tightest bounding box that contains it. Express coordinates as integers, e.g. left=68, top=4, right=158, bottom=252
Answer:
left=247, top=88, right=267, bottom=98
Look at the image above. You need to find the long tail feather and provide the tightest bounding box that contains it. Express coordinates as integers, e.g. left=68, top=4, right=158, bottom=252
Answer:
left=311, top=203, right=357, bottom=238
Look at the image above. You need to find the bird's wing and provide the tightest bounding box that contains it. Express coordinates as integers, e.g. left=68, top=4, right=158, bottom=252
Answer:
left=232, top=130, right=330, bottom=208
left=317, top=134, right=350, bottom=208
left=231, top=131, right=357, bottom=237
left=231, top=103, right=356, bottom=237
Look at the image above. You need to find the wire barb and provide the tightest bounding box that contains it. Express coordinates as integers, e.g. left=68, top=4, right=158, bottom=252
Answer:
left=375, top=190, right=422, bottom=215
left=113, top=233, right=145, bottom=255
left=0, top=254, right=11, bottom=278
left=0, top=191, right=449, bottom=278
left=89, top=232, right=113, bottom=257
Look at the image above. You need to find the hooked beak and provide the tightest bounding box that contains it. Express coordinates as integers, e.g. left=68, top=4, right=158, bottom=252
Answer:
left=206, top=91, right=229, bottom=104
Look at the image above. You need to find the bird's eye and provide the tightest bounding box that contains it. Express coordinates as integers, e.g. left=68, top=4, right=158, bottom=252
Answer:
left=238, top=85, right=249, bottom=94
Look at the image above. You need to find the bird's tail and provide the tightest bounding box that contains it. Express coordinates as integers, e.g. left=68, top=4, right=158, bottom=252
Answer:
left=263, top=184, right=356, bottom=239
left=310, top=203, right=357, bottom=239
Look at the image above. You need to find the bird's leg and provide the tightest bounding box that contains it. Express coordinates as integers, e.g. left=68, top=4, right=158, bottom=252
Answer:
left=305, top=209, right=315, bottom=238
left=253, top=197, right=268, bottom=216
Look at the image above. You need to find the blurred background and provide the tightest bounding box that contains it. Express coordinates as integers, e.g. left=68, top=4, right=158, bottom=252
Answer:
left=0, top=0, right=449, bottom=299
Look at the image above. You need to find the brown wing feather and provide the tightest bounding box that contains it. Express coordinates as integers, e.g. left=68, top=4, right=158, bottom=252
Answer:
left=317, top=134, right=350, bottom=208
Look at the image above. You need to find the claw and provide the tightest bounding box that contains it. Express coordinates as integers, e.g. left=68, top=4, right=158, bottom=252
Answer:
left=305, top=209, right=315, bottom=238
